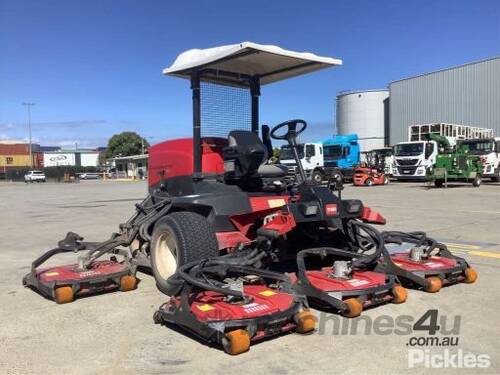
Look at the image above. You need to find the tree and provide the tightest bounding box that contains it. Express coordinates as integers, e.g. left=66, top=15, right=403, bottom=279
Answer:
left=104, top=132, right=149, bottom=159
left=270, top=147, right=281, bottom=163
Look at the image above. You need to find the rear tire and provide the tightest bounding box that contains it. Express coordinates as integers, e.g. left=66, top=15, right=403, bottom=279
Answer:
left=150, top=212, right=218, bottom=296
left=364, top=178, right=373, bottom=187
left=472, top=175, right=481, bottom=187
left=383, top=176, right=389, bottom=185
left=311, top=170, right=323, bottom=184
left=434, top=179, right=444, bottom=188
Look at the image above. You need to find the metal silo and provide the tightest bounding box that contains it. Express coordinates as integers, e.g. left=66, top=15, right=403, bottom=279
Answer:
left=336, top=89, right=389, bottom=152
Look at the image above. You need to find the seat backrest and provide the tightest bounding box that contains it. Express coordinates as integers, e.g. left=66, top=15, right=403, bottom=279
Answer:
left=227, top=130, right=269, bottom=164
left=224, top=130, right=269, bottom=181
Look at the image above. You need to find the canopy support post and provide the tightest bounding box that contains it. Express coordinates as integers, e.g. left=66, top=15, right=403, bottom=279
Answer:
left=250, top=77, right=260, bottom=134
left=191, top=72, right=202, bottom=177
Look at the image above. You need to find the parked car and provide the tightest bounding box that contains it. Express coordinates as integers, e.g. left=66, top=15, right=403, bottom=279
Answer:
left=24, top=170, right=46, bottom=183
left=79, top=173, right=101, bottom=180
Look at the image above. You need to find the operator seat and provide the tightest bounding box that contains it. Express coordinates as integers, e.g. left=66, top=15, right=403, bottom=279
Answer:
left=223, top=130, right=288, bottom=188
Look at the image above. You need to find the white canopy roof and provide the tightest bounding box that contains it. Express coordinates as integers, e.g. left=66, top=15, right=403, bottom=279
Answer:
left=164, top=42, right=342, bottom=86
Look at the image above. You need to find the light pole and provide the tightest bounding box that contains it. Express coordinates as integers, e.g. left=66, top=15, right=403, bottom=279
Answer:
left=22, top=102, right=35, bottom=168
left=141, top=136, right=154, bottom=155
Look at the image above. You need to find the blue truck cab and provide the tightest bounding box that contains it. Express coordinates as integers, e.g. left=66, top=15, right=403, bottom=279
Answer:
left=322, top=134, right=360, bottom=177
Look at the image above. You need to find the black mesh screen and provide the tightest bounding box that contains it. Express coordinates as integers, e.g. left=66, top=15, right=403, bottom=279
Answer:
left=200, top=80, right=252, bottom=138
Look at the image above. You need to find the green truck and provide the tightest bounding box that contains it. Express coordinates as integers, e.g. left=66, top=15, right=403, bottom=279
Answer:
left=429, top=134, right=483, bottom=187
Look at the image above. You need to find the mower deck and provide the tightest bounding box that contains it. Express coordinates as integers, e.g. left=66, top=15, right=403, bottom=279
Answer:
left=293, top=247, right=407, bottom=318
left=154, top=260, right=315, bottom=355
left=386, top=252, right=475, bottom=292
left=24, top=259, right=137, bottom=304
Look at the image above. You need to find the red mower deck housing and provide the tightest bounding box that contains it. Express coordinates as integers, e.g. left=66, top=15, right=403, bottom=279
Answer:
left=24, top=259, right=137, bottom=304
left=154, top=261, right=315, bottom=355
left=293, top=248, right=407, bottom=318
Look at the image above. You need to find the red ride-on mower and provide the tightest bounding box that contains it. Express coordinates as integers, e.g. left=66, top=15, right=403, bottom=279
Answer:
left=292, top=222, right=407, bottom=318
left=154, top=255, right=315, bottom=355
left=352, top=166, right=389, bottom=186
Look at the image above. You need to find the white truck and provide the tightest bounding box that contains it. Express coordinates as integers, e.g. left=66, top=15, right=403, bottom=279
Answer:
left=392, top=123, right=493, bottom=181
left=460, top=137, right=500, bottom=181
left=279, top=143, right=325, bottom=183
left=24, top=170, right=46, bottom=183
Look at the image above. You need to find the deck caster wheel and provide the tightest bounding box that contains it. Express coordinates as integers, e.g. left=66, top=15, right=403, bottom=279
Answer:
left=54, top=286, right=74, bottom=304
left=342, top=298, right=363, bottom=318
left=294, top=310, right=316, bottom=333
left=222, top=329, right=250, bottom=355
left=463, top=268, right=478, bottom=284
left=153, top=311, right=163, bottom=325
left=391, top=284, right=408, bottom=304
left=120, top=275, right=137, bottom=292
left=424, top=277, right=442, bottom=293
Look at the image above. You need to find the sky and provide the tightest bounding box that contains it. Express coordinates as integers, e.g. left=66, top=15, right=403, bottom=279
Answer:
left=0, top=0, right=499, bottom=147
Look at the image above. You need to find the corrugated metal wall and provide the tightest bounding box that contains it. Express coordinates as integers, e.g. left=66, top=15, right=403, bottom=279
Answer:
left=389, top=57, right=500, bottom=144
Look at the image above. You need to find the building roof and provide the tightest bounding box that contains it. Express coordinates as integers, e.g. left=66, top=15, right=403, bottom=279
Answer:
left=390, top=56, right=500, bottom=84
left=109, top=154, right=149, bottom=161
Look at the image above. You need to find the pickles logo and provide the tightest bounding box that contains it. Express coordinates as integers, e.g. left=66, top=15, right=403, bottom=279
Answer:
left=408, top=349, right=491, bottom=369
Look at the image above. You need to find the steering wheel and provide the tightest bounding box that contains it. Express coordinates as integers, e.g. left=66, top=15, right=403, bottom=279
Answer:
left=270, top=119, right=307, bottom=142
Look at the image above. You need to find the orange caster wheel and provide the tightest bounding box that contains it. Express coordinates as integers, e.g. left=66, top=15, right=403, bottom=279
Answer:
left=54, top=286, right=74, bottom=304
left=294, top=310, right=316, bottom=333
left=424, top=277, right=442, bottom=293
left=392, top=284, right=408, bottom=304
left=120, top=275, right=137, bottom=292
left=342, top=298, right=363, bottom=318
left=223, top=329, right=250, bottom=355
left=464, top=268, right=478, bottom=284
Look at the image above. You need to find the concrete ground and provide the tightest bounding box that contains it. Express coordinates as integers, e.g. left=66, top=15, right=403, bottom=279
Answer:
left=0, top=180, right=498, bottom=374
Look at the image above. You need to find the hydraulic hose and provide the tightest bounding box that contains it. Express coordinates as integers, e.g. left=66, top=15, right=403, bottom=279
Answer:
left=346, top=220, right=385, bottom=269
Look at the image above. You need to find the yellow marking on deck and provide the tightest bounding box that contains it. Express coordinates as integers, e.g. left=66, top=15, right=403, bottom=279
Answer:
left=268, top=199, right=286, bottom=208
left=259, top=290, right=277, bottom=297
left=197, top=304, right=215, bottom=312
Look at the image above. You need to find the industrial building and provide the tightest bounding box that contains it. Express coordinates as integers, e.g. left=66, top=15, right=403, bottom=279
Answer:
left=336, top=56, right=500, bottom=148
left=1, top=140, right=101, bottom=171
left=0, top=141, right=43, bottom=169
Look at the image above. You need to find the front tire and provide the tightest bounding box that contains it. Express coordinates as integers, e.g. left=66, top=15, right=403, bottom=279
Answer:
left=365, top=178, right=373, bottom=186
left=150, top=212, right=219, bottom=295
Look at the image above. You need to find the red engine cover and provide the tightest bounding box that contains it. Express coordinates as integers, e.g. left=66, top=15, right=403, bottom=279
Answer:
left=148, top=137, right=227, bottom=186
left=304, top=269, right=388, bottom=291
left=390, top=253, right=458, bottom=272
left=187, top=285, right=295, bottom=322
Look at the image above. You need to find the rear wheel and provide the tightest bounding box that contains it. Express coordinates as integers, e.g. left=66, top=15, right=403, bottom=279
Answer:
left=434, top=179, right=444, bottom=188
left=150, top=212, right=219, bottom=295
left=311, top=170, right=323, bottom=184
left=383, top=176, right=389, bottom=185
left=364, top=178, right=373, bottom=187
left=472, top=175, right=481, bottom=187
